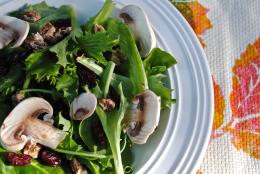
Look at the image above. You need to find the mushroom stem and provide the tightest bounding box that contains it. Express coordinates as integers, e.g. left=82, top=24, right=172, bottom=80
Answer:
left=24, top=118, right=66, bottom=149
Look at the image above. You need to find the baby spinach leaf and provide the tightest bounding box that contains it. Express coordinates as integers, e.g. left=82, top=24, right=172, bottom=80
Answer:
left=143, top=48, right=177, bottom=75
left=148, top=74, right=175, bottom=109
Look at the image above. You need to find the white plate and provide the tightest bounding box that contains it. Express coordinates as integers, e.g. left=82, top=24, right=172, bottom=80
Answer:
left=0, top=0, right=214, bottom=173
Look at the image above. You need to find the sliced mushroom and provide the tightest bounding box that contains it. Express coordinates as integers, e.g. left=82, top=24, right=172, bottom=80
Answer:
left=0, top=16, right=29, bottom=49
left=70, top=93, right=97, bottom=120
left=0, top=97, right=66, bottom=151
left=117, top=5, right=156, bottom=57
left=125, top=90, right=160, bottom=144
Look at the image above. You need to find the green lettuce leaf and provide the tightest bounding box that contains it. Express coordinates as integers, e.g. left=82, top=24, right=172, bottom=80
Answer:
left=25, top=52, right=60, bottom=85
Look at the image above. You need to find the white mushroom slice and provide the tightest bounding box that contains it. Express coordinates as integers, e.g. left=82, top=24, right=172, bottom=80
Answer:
left=117, top=5, right=156, bottom=57
left=70, top=93, right=97, bottom=120
left=0, top=16, right=29, bottom=49
left=0, top=97, right=66, bottom=151
left=126, top=90, right=160, bottom=144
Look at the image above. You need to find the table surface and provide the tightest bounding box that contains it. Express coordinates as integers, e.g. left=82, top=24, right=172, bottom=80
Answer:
left=170, top=0, right=260, bottom=173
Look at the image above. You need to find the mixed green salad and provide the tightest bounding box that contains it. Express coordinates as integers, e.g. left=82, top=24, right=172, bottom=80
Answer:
left=0, top=0, right=177, bottom=173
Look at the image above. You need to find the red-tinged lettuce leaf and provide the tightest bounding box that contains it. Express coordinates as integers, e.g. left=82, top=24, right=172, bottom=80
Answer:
left=229, top=38, right=260, bottom=159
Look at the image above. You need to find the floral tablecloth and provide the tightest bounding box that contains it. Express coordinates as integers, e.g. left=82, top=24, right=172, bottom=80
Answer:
left=170, top=0, right=260, bottom=173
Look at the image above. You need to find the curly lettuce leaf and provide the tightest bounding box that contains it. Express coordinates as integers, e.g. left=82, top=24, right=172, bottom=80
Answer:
left=0, top=64, right=23, bottom=96
left=77, top=32, right=119, bottom=64
left=25, top=52, right=60, bottom=85
left=55, top=65, right=79, bottom=103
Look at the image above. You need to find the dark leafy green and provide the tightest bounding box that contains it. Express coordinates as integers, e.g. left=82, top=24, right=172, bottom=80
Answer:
left=0, top=64, right=23, bottom=96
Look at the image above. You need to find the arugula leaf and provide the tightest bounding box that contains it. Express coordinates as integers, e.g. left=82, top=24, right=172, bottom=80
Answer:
left=77, top=32, right=119, bottom=64
left=94, top=84, right=128, bottom=174
left=143, top=48, right=177, bottom=75
left=148, top=74, right=175, bottom=109
left=0, top=64, right=23, bottom=96
left=25, top=52, right=60, bottom=85
left=107, top=19, right=148, bottom=95
left=86, top=0, right=115, bottom=31
left=56, top=65, right=79, bottom=103
left=100, top=61, right=115, bottom=98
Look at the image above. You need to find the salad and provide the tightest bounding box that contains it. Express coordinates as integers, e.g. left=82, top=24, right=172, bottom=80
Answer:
left=0, top=0, right=177, bottom=174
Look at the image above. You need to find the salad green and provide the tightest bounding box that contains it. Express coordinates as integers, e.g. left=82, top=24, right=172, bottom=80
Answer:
left=0, top=0, right=177, bottom=173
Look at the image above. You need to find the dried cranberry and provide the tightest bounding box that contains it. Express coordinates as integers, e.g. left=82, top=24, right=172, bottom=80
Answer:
left=6, top=152, right=32, bottom=166
left=0, top=58, right=8, bottom=76
left=41, top=150, right=61, bottom=167
left=91, top=120, right=106, bottom=146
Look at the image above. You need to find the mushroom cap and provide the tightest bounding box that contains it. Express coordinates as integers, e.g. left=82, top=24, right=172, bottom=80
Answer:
left=126, top=90, right=161, bottom=144
left=0, top=16, right=29, bottom=49
left=0, top=97, right=66, bottom=151
left=70, top=93, right=97, bottom=120
left=117, top=5, right=156, bottom=57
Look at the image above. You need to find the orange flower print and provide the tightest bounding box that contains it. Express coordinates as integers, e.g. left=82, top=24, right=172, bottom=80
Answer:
left=229, top=37, right=260, bottom=159
left=171, top=1, right=212, bottom=47
left=211, top=77, right=225, bottom=139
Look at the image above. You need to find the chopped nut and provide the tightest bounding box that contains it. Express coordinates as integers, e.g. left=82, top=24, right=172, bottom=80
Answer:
left=94, top=24, right=105, bottom=33
left=98, top=98, right=116, bottom=111
left=23, top=140, right=41, bottom=158
left=12, top=92, right=25, bottom=106
left=71, top=158, right=88, bottom=174
left=23, top=32, right=47, bottom=50
left=23, top=11, right=41, bottom=22
left=40, top=22, right=56, bottom=44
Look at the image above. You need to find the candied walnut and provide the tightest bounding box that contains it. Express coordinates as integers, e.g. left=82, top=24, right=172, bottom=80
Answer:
left=41, top=150, right=61, bottom=167
left=23, top=11, right=41, bottom=22
left=23, top=32, right=47, bottom=50
left=12, top=92, right=25, bottom=106
left=23, top=140, right=41, bottom=158
left=6, top=152, right=32, bottom=166
left=94, top=24, right=105, bottom=33
left=40, top=22, right=56, bottom=44
left=98, top=98, right=116, bottom=111
left=71, top=158, right=88, bottom=174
